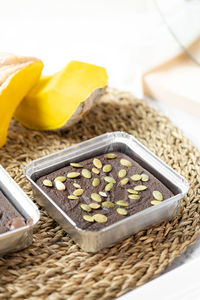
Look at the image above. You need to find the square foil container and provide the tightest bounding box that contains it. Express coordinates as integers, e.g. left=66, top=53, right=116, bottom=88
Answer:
left=0, top=165, right=40, bottom=256
left=25, top=132, right=189, bottom=252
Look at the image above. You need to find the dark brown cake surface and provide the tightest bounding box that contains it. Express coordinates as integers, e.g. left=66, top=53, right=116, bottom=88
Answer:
left=36, top=152, right=174, bottom=231
left=0, top=191, right=26, bottom=234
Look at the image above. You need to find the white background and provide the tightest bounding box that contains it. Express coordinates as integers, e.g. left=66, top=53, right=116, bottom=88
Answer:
left=1, top=0, right=199, bottom=148
left=2, top=0, right=199, bottom=94
left=1, top=0, right=200, bottom=298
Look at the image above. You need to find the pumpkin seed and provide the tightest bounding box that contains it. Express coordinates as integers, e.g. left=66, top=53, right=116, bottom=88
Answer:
left=116, top=200, right=129, bottom=207
left=105, top=182, right=113, bottom=192
left=120, top=178, right=129, bottom=186
left=92, top=167, right=100, bottom=174
left=43, top=179, right=53, bottom=187
left=127, top=189, right=138, bottom=194
left=103, top=164, right=112, bottom=173
left=117, top=208, right=128, bottom=215
left=93, top=214, right=108, bottom=223
left=82, top=169, right=92, bottom=179
left=80, top=204, right=91, bottom=212
left=91, top=193, right=102, bottom=202
left=54, top=176, right=66, bottom=182
left=70, top=163, right=83, bottom=168
left=93, top=158, right=102, bottom=169
left=73, top=183, right=81, bottom=189
left=128, top=194, right=140, bottom=200
left=102, top=201, right=115, bottom=208
left=55, top=180, right=65, bottom=191
left=141, top=174, right=149, bottom=182
left=118, top=169, right=127, bottom=178
left=92, top=178, right=100, bottom=187
left=134, top=185, right=147, bottom=191
left=130, top=174, right=141, bottom=181
left=106, top=153, right=117, bottom=159
left=153, top=190, right=163, bottom=201
left=120, top=159, right=132, bottom=167
left=83, top=215, right=94, bottom=222
left=99, top=191, right=107, bottom=197
left=151, top=200, right=161, bottom=206
left=89, top=203, right=100, bottom=209
left=104, top=176, right=116, bottom=183
left=73, top=189, right=84, bottom=196
left=68, top=195, right=79, bottom=200
left=67, top=172, right=80, bottom=178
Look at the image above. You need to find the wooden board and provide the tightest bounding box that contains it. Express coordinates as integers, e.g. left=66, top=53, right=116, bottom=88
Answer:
left=143, top=41, right=200, bottom=117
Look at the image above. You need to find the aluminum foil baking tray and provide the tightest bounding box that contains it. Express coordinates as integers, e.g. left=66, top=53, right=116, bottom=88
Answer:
left=25, top=131, right=189, bottom=252
left=0, top=165, right=40, bottom=256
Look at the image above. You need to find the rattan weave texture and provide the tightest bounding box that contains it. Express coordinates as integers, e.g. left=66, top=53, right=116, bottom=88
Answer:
left=0, top=88, right=200, bottom=300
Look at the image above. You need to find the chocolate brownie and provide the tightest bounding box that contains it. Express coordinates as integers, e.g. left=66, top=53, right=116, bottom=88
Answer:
left=36, top=152, right=174, bottom=231
left=0, top=191, right=26, bottom=234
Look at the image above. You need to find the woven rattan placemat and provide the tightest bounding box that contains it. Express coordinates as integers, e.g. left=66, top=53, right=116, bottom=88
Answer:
left=0, top=88, right=200, bottom=299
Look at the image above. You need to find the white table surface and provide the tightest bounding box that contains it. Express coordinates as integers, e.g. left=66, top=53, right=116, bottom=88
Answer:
left=119, top=255, right=200, bottom=300
left=1, top=0, right=200, bottom=298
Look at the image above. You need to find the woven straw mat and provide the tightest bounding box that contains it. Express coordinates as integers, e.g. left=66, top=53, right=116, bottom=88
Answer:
left=0, top=88, right=200, bottom=300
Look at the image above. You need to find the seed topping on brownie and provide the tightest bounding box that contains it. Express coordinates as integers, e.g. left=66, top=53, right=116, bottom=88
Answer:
left=37, top=152, right=173, bottom=229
